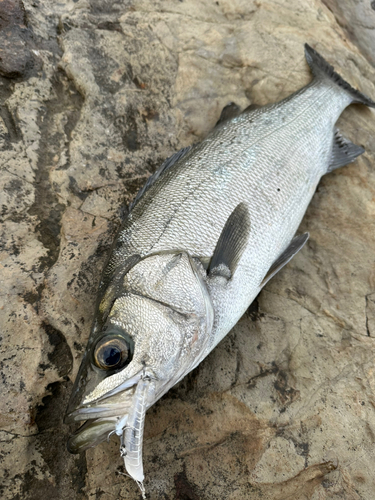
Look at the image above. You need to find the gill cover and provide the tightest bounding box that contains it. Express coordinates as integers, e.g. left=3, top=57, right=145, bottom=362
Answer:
left=117, top=251, right=215, bottom=393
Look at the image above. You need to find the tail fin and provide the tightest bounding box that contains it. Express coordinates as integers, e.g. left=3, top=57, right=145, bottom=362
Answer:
left=304, top=44, right=375, bottom=108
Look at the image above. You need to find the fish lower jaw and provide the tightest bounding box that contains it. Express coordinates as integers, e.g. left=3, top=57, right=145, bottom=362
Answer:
left=67, top=415, right=120, bottom=453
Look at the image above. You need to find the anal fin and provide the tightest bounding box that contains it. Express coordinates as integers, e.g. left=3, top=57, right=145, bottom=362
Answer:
left=209, top=203, right=251, bottom=279
left=261, top=233, right=309, bottom=287
left=327, top=128, right=364, bottom=173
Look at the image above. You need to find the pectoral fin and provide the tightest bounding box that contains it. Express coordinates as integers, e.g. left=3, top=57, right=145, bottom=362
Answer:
left=261, top=233, right=309, bottom=287
left=327, top=129, right=364, bottom=173
left=209, top=203, right=251, bottom=279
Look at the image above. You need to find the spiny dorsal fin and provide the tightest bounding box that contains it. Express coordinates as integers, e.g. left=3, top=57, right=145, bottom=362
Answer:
left=215, top=102, right=242, bottom=128
left=261, top=233, right=309, bottom=287
left=215, top=102, right=260, bottom=129
left=209, top=203, right=251, bottom=279
left=129, top=146, right=192, bottom=210
left=304, top=44, right=375, bottom=108
left=327, top=128, right=365, bottom=173
left=242, top=103, right=261, bottom=114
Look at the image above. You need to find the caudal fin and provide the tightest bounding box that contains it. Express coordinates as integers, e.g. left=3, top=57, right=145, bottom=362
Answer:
left=304, top=44, right=375, bottom=108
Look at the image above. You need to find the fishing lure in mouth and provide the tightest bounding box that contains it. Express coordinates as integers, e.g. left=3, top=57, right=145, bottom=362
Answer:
left=65, top=44, right=374, bottom=493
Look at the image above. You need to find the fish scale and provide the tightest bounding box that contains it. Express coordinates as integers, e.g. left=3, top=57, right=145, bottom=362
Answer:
left=65, top=45, right=375, bottom=492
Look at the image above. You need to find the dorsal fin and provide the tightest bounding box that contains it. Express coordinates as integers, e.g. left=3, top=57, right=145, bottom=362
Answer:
left=261, top=233, right=309, bottom=287
left=209, top=203, right=251, bottom=279
left=129, top=146, right=192, bottom=210
left=327, top=128, right=364, bottom=173
left=242, top=103, right=261, bottom=113
left=215, top=102, right=241, bottom=128
left=215, top=102, right=260, bottom=129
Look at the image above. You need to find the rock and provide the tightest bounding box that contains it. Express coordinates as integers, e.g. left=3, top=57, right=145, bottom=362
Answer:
left=0, top=0, right=39, bottom=78
left=322, top=0, right=375, bottom=67
left=1, top=0, right=375, bottom=499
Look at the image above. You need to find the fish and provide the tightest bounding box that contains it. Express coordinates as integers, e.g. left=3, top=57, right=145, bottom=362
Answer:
left=65, top=44, right=374, bottom=494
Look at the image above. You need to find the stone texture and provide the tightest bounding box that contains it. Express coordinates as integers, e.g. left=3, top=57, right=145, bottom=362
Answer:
left=1, top=0, right=375, bottom=499
left=322, top=0, right=375, bottom=67
left=0, top=0, right=39, bottom=78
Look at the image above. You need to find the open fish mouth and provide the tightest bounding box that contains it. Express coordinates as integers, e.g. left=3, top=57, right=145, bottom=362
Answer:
left=67, top=370, right=156, bottom=489
left=65, top=371, right=143, bottom=423
left=67, top=416, right=121, bottom=453
left=66, top=401, right=133, bottom=454
left=65, top=371, right=144, bottom=453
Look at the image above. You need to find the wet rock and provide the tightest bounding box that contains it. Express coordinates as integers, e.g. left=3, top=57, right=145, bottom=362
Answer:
left=1, top=0, right=375, bottom=499
left=0, top=0, right=37, bottom=78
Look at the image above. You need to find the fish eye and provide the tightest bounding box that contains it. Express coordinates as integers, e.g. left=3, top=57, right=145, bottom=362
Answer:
left=93, top=336, right=131, bottom=370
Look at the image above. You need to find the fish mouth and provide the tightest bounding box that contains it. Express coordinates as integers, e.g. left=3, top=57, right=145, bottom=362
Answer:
left=65, top=359, right=187, bottom=455
left=67, top=417, right=120, bottom=453
left=65, top=371, right=143, bottom=423
left=65, top=371, right=143, bottom=453
left=66, top=402, right=131, bottom=454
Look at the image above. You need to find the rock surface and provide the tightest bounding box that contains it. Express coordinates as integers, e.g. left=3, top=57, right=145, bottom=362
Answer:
left=323, top=0, right=375, bottom=67
left=1, top=0, right=375, bottom=499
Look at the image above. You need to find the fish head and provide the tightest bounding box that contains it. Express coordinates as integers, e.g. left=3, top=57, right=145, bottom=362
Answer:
left=65, top=252, right=214, bottom=455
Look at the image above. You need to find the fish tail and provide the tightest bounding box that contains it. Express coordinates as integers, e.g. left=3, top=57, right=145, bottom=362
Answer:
left=304, top=44, right=375, bottom=108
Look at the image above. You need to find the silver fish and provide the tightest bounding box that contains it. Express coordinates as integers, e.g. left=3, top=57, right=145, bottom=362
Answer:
left=65, top=44, right=374, bottom=491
